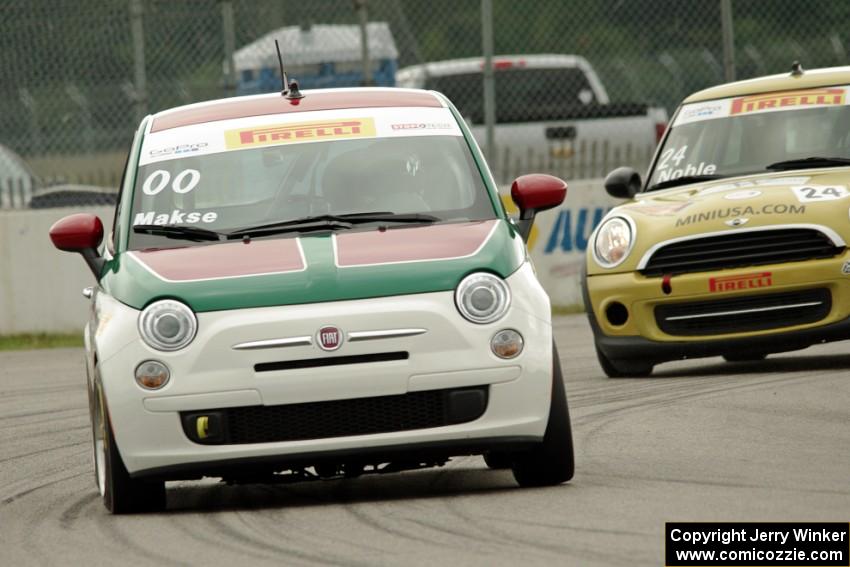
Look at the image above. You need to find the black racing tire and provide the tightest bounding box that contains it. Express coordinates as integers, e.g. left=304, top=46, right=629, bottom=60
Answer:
left=94, top=383, right=166, bottom=514
left=511, top=344, right=575, bottom=487
left=722, top=353, right=767, bottom=363
left=483, top=451, right=513, bottom=470
left=595, top=343, right=653, bottom=378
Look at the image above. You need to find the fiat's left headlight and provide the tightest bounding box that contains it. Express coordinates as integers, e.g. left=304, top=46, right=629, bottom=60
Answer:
left=455, top=272, right=511, bottom=324
left=138, top=299, right=197, bottom=351
left=593, top=216, right=634, bottom=268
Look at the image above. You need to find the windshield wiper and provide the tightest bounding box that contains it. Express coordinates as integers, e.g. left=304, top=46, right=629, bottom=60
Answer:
left=766, top=156, right=850, bottom=171
left=133, top=224, right=225, bottom=242
left=647, top=174, right=723, bottom=191
left=336, top=212, right=441, bottom=224
left=229, top=212, right=440, bottom=237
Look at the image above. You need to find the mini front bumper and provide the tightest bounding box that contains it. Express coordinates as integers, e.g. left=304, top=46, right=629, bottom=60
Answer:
left=584, top=252, right=850, bottom=363
left=95, top=263, right=555, bottom=477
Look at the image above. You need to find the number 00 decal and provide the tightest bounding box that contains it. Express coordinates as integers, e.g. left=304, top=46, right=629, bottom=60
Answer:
left=142, top=169, right=201, bottom=196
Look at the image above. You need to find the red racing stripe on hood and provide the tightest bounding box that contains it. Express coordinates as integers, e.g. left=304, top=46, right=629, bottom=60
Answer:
left=335, top=220, right=499, bottom=267
left=129, top=238, right=305, bottom=282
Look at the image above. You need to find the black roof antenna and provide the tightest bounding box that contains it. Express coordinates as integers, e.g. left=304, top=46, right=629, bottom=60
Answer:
left=275, top=39, right=304, bottom=100
left=790, top=61, right=804, bottom=77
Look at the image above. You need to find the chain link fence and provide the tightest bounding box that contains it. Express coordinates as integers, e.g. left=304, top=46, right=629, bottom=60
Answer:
left=1, top=0, right=848, bottom=207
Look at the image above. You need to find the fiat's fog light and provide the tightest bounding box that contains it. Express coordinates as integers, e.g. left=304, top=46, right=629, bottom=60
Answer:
left=135, top=360, right=170, bottom=390
left=491, top=329, right=524, bottom=359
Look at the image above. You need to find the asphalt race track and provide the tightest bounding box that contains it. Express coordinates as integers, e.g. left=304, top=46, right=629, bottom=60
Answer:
left=1, top=315, right=849, bottom=566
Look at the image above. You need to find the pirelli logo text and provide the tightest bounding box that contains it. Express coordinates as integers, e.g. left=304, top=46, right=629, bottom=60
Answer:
left=730, top=88, right=845, bottom=115
left=708, top=272, right=773, bottom=293
left=224, top=118, right=376, bottom=149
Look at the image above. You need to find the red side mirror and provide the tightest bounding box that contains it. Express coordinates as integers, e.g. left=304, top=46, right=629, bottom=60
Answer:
left=49, top=214, right=104, bottom=252
left=510, top=174, right=567, bottom=220
left=49, top=214, right=106, bottom=278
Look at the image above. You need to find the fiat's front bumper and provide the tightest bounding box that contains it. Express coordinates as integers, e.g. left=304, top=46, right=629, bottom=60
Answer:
left=95, top=263, right=555, bottom=477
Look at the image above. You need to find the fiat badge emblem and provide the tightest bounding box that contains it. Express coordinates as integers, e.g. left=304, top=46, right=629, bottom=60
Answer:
left=317, top=325, right=343, bottom=351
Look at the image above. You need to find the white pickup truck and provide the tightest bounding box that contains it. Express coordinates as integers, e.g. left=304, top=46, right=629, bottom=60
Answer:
left=396, top=54, right=667, bottom=178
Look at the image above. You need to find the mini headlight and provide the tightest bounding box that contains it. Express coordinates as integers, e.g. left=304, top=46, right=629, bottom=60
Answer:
left=138, top=299, right=197, bottom=351
left=455, top=272, right=510, bottom=324
left=593, top=216, right=634, bottom=268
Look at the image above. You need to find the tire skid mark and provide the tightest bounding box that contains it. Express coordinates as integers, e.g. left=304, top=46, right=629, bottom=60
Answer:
left=427, top=466, right=584, bottom=562
left=439, top=492, right=638, bottom=566
left=59, top=492, right=99, bottom=529
left=1, top=470, right=88, bottom=505
left=91, top=509, right=187, bottom=567
left=0, top=440, right=88, bottom=464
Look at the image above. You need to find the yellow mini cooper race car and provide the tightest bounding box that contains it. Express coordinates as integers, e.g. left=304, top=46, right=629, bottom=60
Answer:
left=584, top=64, right=850, bottom=377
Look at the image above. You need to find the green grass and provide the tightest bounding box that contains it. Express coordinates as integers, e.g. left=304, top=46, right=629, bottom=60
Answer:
left=0, top=333, right=84, bottom=351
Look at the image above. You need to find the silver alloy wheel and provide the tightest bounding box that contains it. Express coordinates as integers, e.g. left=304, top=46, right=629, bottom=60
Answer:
left=94, top=387, right=107, bottom=497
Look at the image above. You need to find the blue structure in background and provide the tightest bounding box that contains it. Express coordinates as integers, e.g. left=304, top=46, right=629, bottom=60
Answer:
left=234, top=23, right=399, bottom=94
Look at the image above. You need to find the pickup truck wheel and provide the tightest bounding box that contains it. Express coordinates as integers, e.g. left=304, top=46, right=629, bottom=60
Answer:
left=95, top=384, right=166, bottom=514
left=483, top=451, right=513, bottom=469
left=511, top=344, right=575, bottom=487
left=722, top=353, right=767, bottom=362
left=595, top=343, right=653, bottom=378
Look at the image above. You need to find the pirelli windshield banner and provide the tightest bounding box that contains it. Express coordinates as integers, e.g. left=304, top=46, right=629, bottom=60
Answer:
left=140, top=106, right=463, bottom=166
left=665, top=522, right=849, bottom=567
left=674, top=86, right=850, bottom=126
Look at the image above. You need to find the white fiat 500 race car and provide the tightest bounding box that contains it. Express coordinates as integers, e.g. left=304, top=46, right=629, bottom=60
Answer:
left=50, top=87, right=572, bottom=513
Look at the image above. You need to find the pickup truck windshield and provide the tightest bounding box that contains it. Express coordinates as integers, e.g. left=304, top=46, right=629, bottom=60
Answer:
left=427, top=68, right=599, bottom=124
left=647, top=86, right=850, bottom=190
left=128, top=134, right=495, bottom=250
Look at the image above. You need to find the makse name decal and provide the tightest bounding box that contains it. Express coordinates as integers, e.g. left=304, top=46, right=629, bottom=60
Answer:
left=708, top=271, right=772, bottom=292
left=133, top=210, right=218, bottom=225
left=730, top=88, right=845, bottom=115
left=224, top=118, right=376, bottom=149
left=675, top=204, right=805, bottom=226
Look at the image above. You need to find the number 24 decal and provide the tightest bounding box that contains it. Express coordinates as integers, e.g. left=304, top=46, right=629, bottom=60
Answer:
left=792, top=185, right=849, bottom=203
left=143, top=169, right=200, bottom=195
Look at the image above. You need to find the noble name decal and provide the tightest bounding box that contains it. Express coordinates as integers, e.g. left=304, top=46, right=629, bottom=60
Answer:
left=224, top=118, right=376, bottom=149
left=730, top=88, right=845, bottom=115
left=709, top=272, right=772, bottom=292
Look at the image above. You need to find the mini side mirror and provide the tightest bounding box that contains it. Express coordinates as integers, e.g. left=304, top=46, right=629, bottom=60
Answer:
left=49, top=213, right=105, bottom=278
left=604, top=167, right=642, bottom=199
left=510, top=174, right=568, bottom=241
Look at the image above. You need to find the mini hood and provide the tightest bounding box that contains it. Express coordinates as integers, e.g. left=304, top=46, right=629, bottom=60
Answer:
left=103, top=219, right=526, bottom=312
left=588, top=169, right=850, bottom=275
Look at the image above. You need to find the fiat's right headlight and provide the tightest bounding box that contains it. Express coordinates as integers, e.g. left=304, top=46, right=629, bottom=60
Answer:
left=593, top=216, right=634, bottom=268
left=455, top=272, right=511, bottom=324
left=138, top=299, right=197, bottom=351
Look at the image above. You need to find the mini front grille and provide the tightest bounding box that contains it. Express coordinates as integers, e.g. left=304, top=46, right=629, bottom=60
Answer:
left=641, top=229, right=843, bottom=276
left=655, top=288, right=831, bottom=336
left=181, top=386, right=489, bottom=445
